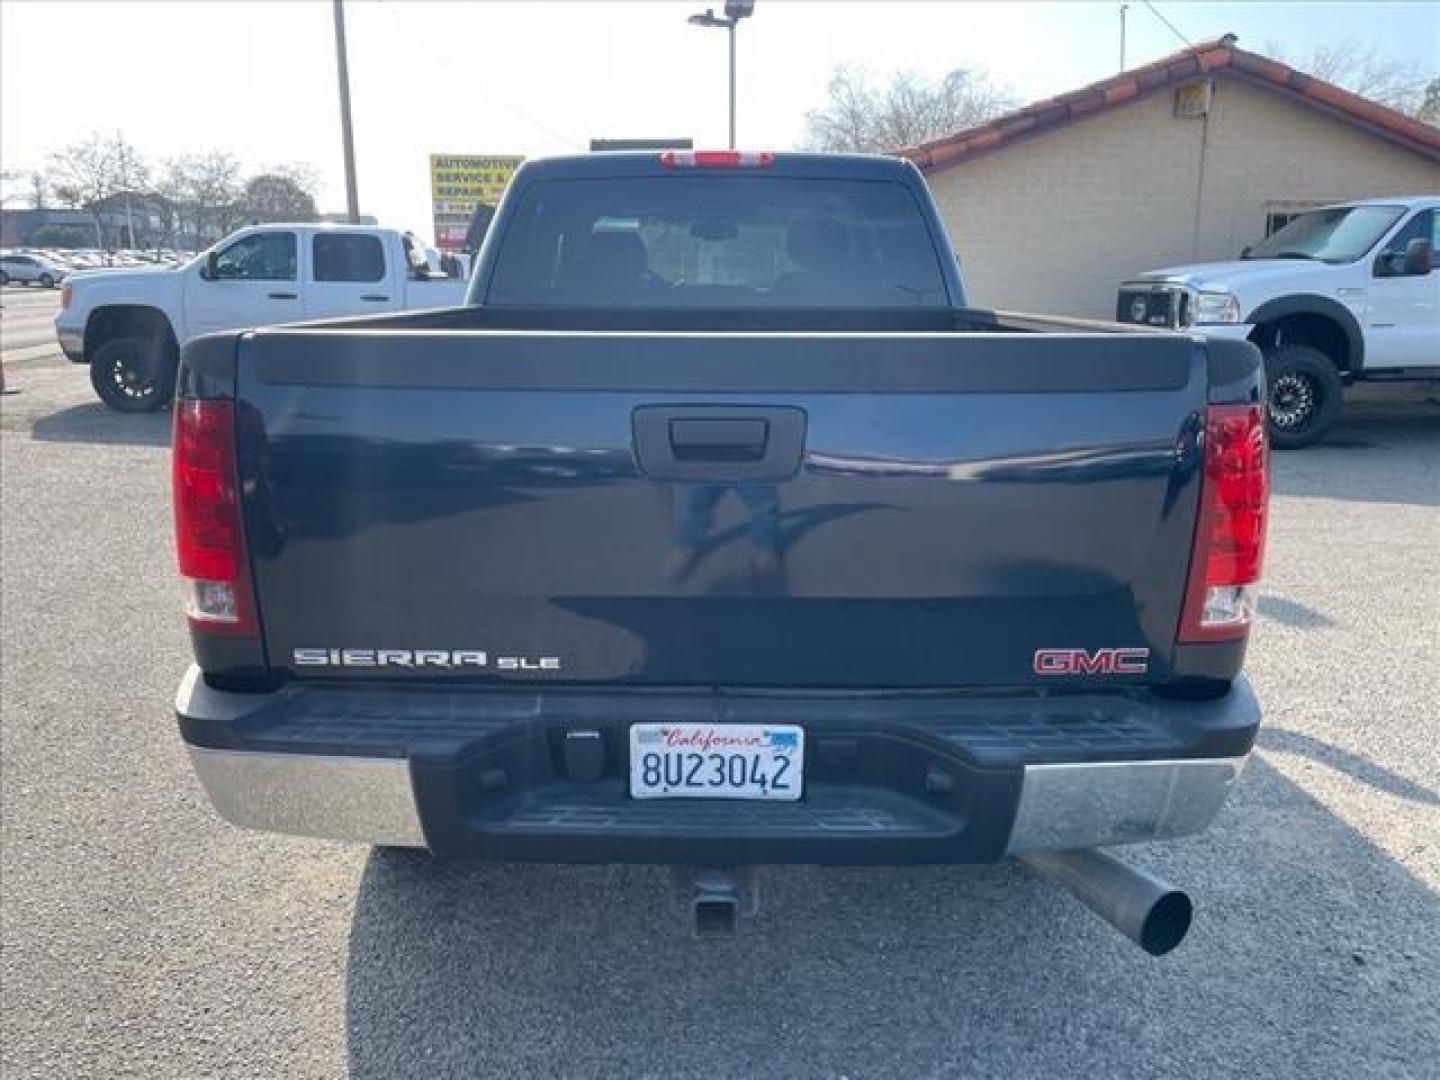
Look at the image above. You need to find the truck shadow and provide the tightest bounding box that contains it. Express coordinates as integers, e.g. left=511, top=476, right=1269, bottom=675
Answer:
left=1270, top=403, right=1438, bottom=508
left=1256, top=594, right=1334, bottom=630
left=343, top=753, right=1438, bottom=1079
left=1258, top=727, right=1438, bottom=806
left=27, top=402, right=171, bottom=447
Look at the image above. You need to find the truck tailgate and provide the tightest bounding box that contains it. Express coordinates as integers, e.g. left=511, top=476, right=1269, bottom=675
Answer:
left=236, top=328, right=1206, bottom=688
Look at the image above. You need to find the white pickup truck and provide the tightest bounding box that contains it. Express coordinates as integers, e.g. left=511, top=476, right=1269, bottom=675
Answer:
left=1117, top=195, right=1439, bottom=448
left=56, top=224, right=468, bottom=411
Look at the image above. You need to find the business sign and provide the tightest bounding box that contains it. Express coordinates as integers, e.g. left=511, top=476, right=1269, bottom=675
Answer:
left=589, top=138, right=692, bottom=151
left=429, top=154, right=523, bottom=250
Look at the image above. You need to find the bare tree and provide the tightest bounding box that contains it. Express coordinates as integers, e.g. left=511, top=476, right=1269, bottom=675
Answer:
left=0, top=169, right=27, bottom=206
left=44, top=133, right=153, bottom=245
left=47, top=134, right=119, bottom=242
left=158, top=151, right=243, bottom=245
left=803, top=65, right=1016, bottom=153
left=157, top=157, right=199, bottom=241
left=271, top=162, right=320, bottom=194
left=1265, top=39, right=1437, bottom=119
left=1416, top=77, right=1440, bottom=124
left=29, top=172, right=49, bottom=209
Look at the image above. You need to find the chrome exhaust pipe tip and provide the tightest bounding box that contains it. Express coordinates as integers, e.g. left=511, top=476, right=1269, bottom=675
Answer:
left=1021, top=848, right=1194, bottom=956
left=1140, top=890, right=1194, bottom=957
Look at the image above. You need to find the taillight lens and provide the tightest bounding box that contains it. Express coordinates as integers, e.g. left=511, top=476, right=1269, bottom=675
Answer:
left=1180, top=403, right=1269, bottom=642
left=173, top=398, right=256, bottom=634
left=659, top=150, right=775, bottom=168
left=61, top=283, right=72, bottom=309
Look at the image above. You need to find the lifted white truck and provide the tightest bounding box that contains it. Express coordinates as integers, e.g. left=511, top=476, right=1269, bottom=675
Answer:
left=55, top=224, right=467, bottom=411
left=1118, top=196, right=1439, bottom=448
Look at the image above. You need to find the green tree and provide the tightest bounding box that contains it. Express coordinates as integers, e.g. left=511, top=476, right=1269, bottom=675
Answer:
left=242, top=168, right=319, bottom=223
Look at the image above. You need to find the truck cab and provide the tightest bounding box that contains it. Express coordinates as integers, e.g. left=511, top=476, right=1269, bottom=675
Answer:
left=1117, top=196, right=1439, bottom=448
left=55, top=223, right=468, bottom=412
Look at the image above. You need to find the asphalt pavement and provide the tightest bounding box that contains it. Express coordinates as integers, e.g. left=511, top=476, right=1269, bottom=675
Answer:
left=1, top=310, right=1437, bottom=1079
left=0, top=284, right=67, bottom=356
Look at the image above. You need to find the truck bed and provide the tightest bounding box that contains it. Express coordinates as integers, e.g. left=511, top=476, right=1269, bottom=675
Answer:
left=182, top=312, right=1254, bottom=693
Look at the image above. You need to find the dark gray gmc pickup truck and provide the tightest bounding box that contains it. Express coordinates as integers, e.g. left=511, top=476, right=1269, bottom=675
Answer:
left=173, top=151, right=1268, bottom=953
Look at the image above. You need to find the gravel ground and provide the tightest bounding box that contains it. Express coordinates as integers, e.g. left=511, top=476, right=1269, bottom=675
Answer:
left=2, top=346, right=1437, bottom=1079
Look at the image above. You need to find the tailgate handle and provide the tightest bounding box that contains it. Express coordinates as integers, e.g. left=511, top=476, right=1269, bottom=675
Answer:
left=634, top=406, right=806, bottom=481
left=669, top=418, right=768, bottom=462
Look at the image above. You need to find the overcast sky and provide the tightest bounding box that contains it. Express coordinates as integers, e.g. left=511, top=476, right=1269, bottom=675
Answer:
left=3, top=1, right=1436, bottom=244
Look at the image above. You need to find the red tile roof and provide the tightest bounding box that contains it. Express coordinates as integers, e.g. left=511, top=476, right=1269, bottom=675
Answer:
left=899, top=34, right=1440, bottom=170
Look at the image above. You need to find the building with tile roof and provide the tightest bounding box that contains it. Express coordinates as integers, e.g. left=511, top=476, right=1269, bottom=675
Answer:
left=898, top=35, right=1440, bottom=317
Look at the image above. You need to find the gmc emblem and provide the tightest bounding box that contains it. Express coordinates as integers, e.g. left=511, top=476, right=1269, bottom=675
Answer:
left=1033, top=647, right=1151, bottom=675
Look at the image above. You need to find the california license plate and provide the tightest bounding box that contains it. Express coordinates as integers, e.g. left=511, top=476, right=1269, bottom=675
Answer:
left=629, top=724, right=804, bottom=801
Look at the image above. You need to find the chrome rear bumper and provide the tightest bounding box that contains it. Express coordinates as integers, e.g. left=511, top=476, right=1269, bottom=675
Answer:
left=1004, top=756, right=1247, bottom=852
left=188, top=747, right=425, bottom=848
left=186, top=742, right=1246, bottom=854
left=179, top=665, right=1252, bottom=856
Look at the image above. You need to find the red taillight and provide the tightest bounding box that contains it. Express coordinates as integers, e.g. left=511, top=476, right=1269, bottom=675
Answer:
left=1180, top=402, right=1269, bottom=642
left=173, top=398, right=256, bottom=635
left=659, top=150, right=775, bottom=168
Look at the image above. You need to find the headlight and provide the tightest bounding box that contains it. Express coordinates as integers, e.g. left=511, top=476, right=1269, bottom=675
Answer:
left=1192, top=289, right=1241, bottom=325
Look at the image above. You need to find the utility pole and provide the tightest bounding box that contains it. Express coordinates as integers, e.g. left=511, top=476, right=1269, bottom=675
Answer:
left=333, top=0, right=361, bottom=222
left=1119, top=3, right=1129, bottom=71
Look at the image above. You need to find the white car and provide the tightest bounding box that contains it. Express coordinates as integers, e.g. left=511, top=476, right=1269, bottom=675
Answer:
left=1118, top=196, right=1439, bottom=447
left=1, top=252, right=68, bottom=288
left=56, top=224, right=469, bottom=411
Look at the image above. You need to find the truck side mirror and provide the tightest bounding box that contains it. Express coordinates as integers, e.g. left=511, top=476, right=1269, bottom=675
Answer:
left=203, top=251, right=220, bottom=280
left=1403, top=237, right=1433, bottom=276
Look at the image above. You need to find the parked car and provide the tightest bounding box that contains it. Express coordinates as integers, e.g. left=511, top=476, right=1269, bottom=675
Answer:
left=1117, top=195, right=1439, bottom=448
left=55, top=224, right=468, bottom=411
left=1, top=252, right=68, bottom=288
left=172, top=151, right=1267, bottom=954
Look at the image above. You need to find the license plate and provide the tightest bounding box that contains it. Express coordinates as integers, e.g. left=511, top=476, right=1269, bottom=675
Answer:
left=629, top=724, right=804, bottom=801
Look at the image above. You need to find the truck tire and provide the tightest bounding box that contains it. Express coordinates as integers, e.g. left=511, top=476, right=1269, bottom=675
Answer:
left=0, top=270, right=9, bottom=285
left=38, top=272, right=55, bottom=288
left=89, top=335, right=177, bottom=413
left=1264, top=344, right=1343, bottom=450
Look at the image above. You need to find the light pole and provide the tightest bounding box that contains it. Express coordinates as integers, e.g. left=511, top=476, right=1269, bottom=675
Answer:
left=1119, top=3, right=1129, bottom=71
left=687, top=2, right=755, bottom=149
left=333, top=0, right=361, bottom=222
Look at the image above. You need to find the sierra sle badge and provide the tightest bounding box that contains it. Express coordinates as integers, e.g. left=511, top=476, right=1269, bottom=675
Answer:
left=292, top=648, right=560, bottom=671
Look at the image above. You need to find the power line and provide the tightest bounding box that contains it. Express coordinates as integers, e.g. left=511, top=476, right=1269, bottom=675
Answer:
left=1142, top=1, right=1191, bottom=47
left=369, top=3, right=586, bottom=151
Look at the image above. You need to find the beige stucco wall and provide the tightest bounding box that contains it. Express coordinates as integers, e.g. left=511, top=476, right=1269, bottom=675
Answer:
left=924, top=76, right=1440, bottom=318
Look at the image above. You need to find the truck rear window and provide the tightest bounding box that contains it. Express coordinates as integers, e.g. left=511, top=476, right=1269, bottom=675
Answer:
left=485, top=176, right=948, bottom=307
